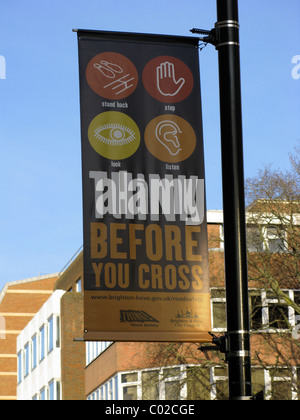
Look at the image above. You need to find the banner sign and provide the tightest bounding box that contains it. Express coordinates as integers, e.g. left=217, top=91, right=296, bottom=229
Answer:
left=76, top=30, right=211, bottom=342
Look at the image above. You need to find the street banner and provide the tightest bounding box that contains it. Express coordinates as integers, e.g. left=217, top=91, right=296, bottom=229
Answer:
left=76, top=30, right=211, bottom=342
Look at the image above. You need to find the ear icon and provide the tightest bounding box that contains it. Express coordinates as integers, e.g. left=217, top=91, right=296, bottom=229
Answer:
left=155, top=120, right=183, bottom=156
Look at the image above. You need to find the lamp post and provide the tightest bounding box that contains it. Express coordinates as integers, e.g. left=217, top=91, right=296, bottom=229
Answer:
left=215, top=0, right=252, bottom=400
left=192, top=0, right=252, bottom=400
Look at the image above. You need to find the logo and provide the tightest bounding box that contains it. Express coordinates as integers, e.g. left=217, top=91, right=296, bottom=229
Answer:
left=175, top=308, right=200, bottom=320
left=88, top=111, right=140, bottom=160
left=86, top=52, right=138, bottom=100
left=144, top=114, right=196, bottom=163
left=120, top=310, right=159, bottom=323
left=142, top=56, right=194, bottom=103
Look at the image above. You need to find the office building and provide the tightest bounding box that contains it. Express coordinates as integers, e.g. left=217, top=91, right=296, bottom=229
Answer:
left=0, top=274, right=58, bottom=400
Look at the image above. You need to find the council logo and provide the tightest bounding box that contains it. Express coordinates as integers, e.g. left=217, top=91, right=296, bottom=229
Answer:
left=88, top=111, right=141, bottom=160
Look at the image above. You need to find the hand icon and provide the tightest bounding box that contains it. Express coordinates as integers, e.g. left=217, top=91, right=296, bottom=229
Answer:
left=156, top=62, right=186, bottom=97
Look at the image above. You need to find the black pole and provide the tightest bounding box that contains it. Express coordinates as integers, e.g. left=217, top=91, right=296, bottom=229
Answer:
left=215, top=0, right=252, bottom=400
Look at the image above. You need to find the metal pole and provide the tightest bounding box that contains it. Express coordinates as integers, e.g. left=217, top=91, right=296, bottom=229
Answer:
left=215, top=0, right=252, bottom=400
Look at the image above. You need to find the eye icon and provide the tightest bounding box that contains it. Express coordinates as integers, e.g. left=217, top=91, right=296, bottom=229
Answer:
left=88, top=111, right=141, bottom=160
left=94, top=124, right=136, bottom=146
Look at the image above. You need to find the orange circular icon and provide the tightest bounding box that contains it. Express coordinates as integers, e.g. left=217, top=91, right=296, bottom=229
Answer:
left=142, top=56, right=194, bottom=103
left=86, top=52, right=138, bottom=100
left=144, top=115, right=196, bottom=163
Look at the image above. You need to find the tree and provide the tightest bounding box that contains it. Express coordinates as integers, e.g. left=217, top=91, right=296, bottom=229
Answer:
left=245, top=146, right=300, bottom=400
left=245, top=147, right=300, bottom=310
left=137, top=147, right=300, bottom=400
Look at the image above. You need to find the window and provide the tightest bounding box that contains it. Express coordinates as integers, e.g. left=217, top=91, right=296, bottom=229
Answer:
left=186, top=367, right=210, bottom=400
left=56, top=381, right=61, bottom=401
left=40, top=387, right=47, bottom=401
left=252, top=368, right=265, bottom=398
left=250, top=292, right=263, bottom=330
left=123, top=385, right=137, bottom=400
left=32, top=334, right=37, bottom=370
left=163, top=367, right=181, bottom=400
left=211, top=289, right=226, bottom=330
left=294, top=291, right=300, bottom=307
left=121, top=372, right=138, bottom=383
left=211, top=367, right=229, bottom=400
left=246, top=225, right=287, bottom=253
left=49, top=380, right=55, bottom=401
left=142, top=370, right=159, bottom=400
left=48, top=380, right=61, bottom=400
left=24, top=343, right=29, bottom=377
left=56, top=316, right=60, bottom=348
left=39, top=325, right=45, bottom=361
left=76, top=278, right=82, bottom=292
left=247, top=226, right=263, bottom=252
left=48, top=316, right=54, bottom=353
left=122, top=372, right=138, bottom=400
left=265, top=292, right=290, bottom=330
left=17, top=352, right=22, bottom=384
left=269, top=368, right=293, bottom=401
left=267, top=227, right=286, bottom=253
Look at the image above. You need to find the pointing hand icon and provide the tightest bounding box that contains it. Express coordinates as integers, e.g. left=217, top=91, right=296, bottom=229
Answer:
left=157, top=62, right=186, bottom=97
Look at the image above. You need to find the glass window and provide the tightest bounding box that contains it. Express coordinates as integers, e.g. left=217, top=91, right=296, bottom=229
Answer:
left=270, top=368, right=293, bottom=400
left=142, top=370, right=159, bottom=400
left=76, top=278, right=82, bottom=292
left=114, top=376, right=118, bottom=400
left=56, top=316, right=60, bottom=348
left=48, top=316, right=54, bottom=353
left=121, top=372, right=138, bottom=383
left=17, top=352, right=22, bottom=384
left=250, top=293, right=263, bottom=330
left=186, top=367, right=210, bottom=400
left=267, top=227, right=286, bottom=253
left=252, top=368, right=265, bottom=398
left=49, top=380, right=55, bottom=401
left=109, top=379, right=113, bottom=400
left=165, top=380, right=181, bottom=400
left=294, top=291, right=300, bottom=307
left=211, top=289, right=226, bottom=330
left=24, top=343, right=29, bottom=377
left=247, top=226, right=263, bottom=252
left=123, top=386, right=137, bottom=400
left=32, top=334, right=37, bottom=370
left=213, top=367, right=228, bottom=400
left=266, top=293, right=289, bottom=330
left=40, top=387, right=47, bottom=400
left=40, top=325, right=45, bottom=361
left=56, top=381, right=61, bottom=401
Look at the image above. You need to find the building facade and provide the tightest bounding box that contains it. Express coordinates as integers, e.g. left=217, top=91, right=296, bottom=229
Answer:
left=0, top=274, right=58, bottom=400
left=17, top=290, right=65, bottom=400
left=84, top=206, right=300, bottom=400
left=16, top=251, right=86, bottom=400
left=12, top=203, right=300, bottom=400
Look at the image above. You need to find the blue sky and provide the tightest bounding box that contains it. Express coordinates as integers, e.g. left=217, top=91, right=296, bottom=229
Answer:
left=0, top=0, right=299, bottom=289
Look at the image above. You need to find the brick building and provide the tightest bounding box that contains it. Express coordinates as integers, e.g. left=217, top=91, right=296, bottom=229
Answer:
left=0, top=274, right=58, bottom=400
left=84, top=206, right=300, bottom=400
left=13, top=203, right=300, bottom=400
left=16, top=252, right=85, bottom=400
